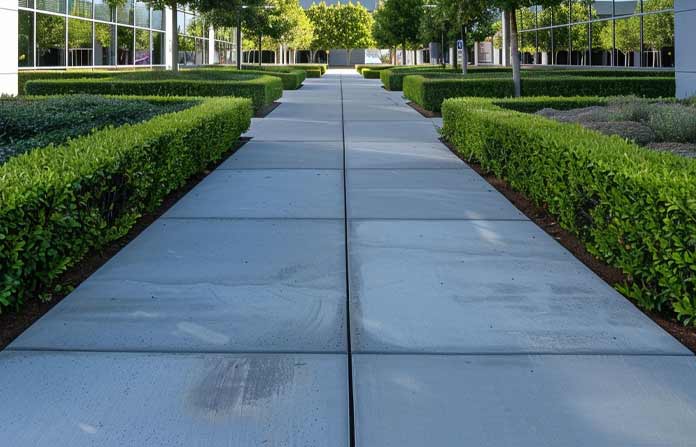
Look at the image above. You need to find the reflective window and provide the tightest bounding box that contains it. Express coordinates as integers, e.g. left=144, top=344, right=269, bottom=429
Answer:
left=134, top=1, right=149, bottom=28
left=117, top=0, right=133, bottom=25
left=152, top=30, right=165, bottom=65
left=95, top=22, right=115, bottom=65
left=18, top=10, right=34, bottom=67
left=36, top=0, right=65, bottom=14
left=135, top=29, right=149, bottom=64
left=36, top=13, right=65, bottom=66
left=68, top=0, right=92, bottom=18
left=68, top=18, right=92, bottom=66
left=151, top=9, right=164, bottom=30
left=117, top=26, right=133, bottom=64
left=94, top=0, right=111, bottom=21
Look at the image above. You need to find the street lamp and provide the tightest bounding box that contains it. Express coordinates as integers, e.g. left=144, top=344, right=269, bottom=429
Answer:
left=236, top=3, right=275, bottom=70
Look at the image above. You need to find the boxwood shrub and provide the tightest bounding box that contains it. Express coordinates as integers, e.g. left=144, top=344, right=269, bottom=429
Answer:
left=362, top=68, right=383, bottom=79
left=0, top=96, right=252, bottom=312
left=240, top=65, right=305, bottom=88
left=356, top=64, right=392, bottom=75
left=25, top=72, right=281, bottom=111
left=17, top=70, right=117, bottom=94
left=405, top=74, right=676, bottom=112
left=291, top=64, right=327, bottom=76
left=441, top=96, right=696, bottom=325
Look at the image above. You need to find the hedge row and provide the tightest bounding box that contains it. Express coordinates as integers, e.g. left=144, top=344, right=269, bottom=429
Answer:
left=240, top=65, right=305, bottom=88
left=0, top=96, right=252, bottom=312
left=356, top=64, right=392, bottom=75
left=290, top=64, right=327, bottom=77
left=18, top=70, right=115, bottom=94
left=380, top=66, right=512, bottom=90
left=362, top=68, right=383, bottom=79
left=404, top=74, right=676, bottom=111
left=25, top=73, right=282, bottom=111
left=441, top=97, right=696, bottom=325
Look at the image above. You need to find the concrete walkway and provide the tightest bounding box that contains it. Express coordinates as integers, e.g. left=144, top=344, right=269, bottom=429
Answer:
left=2, top=69, right=696, bottom=446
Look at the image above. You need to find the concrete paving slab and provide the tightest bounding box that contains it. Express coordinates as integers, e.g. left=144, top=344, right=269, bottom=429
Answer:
left=347, top=169, right=527, bottom=220
left=349, top=220, right=688, bottom=354
left=0, top=351, right=349, bottom=447
left=345, top=120, right=442, bottom=143
left=354, top=354, right=696, bottom=447
left=346, top=141, right=465, bottom=169
left=165, top=169, right=344, bottom=219
left=342, top=102, right=423, bottom=121
left=222, top=141, right=343, bottom=169
left=267, top=102, right=343, bottom=121
left=10, top=219, right=346, bottom=352
left=244, top=118, right=342, bottom=141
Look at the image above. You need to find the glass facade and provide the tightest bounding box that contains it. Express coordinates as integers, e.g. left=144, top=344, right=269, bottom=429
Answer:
left=17, top=1, right=236, bottom=68
left=517, top=0, right=675, bottom=68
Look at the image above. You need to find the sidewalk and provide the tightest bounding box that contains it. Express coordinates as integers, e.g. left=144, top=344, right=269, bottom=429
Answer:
left=1, top=69, right=695, bottom=447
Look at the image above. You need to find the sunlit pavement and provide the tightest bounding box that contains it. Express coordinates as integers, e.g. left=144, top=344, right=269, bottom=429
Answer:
left=1, top=69, right=696, bottom=446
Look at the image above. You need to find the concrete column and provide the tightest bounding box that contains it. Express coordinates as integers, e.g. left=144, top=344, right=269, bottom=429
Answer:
left=208, top=27, right=215, bottom=64
left=474, top=42, right=479, bottom=66
left=502, top=11, right=511, bottom=67
left=0, top=2, right=18, bottom=95
left=165, top=6, right=174, bottom=69
left=675, top=0, right=696, bottom=98
left=449, top=48, right=455, bottom=66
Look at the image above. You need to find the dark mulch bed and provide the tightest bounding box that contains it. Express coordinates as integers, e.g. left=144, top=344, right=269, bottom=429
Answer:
left=0, top=138, right=250, bottom=351
left=255, top=102, right=281, bottom=118
left=408, top=101, right=442, bottom=118
left=441, top=137, right=696, bottom=354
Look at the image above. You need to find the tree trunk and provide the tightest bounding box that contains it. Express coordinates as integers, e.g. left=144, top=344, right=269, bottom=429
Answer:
left=461, top=25, right=468, bottom=75
left=402, top=43, right=406, bottom=65
left=170, top=5, right=179, bottom=72
left=508, top=9, right=521, bottom=97
left=413, top=49, right=417, bottom=65
left=441, top=32, right=446, bottom=67
left=347, top=48, right=353, bottom=66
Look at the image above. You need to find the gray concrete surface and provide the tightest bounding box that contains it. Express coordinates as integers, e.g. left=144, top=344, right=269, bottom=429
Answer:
left=2, top=69, right=695, bottom=446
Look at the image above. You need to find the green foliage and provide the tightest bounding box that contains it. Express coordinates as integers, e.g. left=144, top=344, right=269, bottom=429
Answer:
left=336, top=1, right=375, bottom=61
left=380, top=66, right=508, bottom=91
left=647, top=104, right=696, bottom=143
left=239, top=65, right=306, bottom=89
left=441, top=96, right=696, bottom=325
left=0, top=96, right=252, bottom=312
left=306, top=2, right=340, bottom=52
left=373, top=0, right=424, bottom=49
left=404, top=73, right=676, bottom=112
left=0, top=95, right=195, bottom=163
left=362, top=68, right=383, bottom=79
left=17, top=71, right=116, bottom=95
left=24, top=71, right=282, bottom=111
left=291, top=63, right=327, bottom=76
left=355, top=64, right=392, bottom=75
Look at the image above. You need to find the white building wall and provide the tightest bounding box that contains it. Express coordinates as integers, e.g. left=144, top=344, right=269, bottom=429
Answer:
left=675, top=0, right=696, bottom=99
left=0, top=1, right=18, bottom=95
left=165, top=6, right=174, bottom=69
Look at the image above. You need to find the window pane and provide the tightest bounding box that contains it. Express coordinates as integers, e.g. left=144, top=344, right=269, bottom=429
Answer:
left=95, top=22, right=115, bottom=65
left=18, top=10, right=34, bottom=68
left=614, top=16, right=641, bottom=66
left=135, top=29, right=149, bottom=64
left=134, top=1, right=149, bottom=27
left=519, top=31, right=536, bottom=64
left=117, top=0, right=133, bottom=25
left=570, top=0, right=589, bottom=23
left=590, top=19, right=611, bottom=65
left=152, top=9, right=165, bottom=30
left=152, top=30, right=165, bottom=64
left=94, top=0, right=111, bottom=21
left=36, top=13, right=65, bottom=66
left=643, top=12, right=675, bottom=67
left=591, top=0, right=614, bottom=20
left=643, top=0, right=674, bottom=13
left=68, top=0, right=92, bottom=18
left=614, top=0, right=638, bottom=17
left=177, top=10, right=185, bottom=34
left=68, top=18, right=92, bottom=66
left=553, top=25, right=570, bottom=64
left=18, top=0, right=34, bottom=8
left=570, top=23, right=589, bottom=65
left=551, top=4, right=569, bottom=26
left=117, top=26, right=133, bottom=64
left=538, top=27, right=552, bottom=65
left=36, top=0, right=65, bottom=13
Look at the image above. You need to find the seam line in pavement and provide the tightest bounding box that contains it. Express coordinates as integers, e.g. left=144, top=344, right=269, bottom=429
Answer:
left=159, top=216, right=345, bottom=222
left=340, top=74, right=358, bottom=447
left=3, top=347, right=349, bottom=355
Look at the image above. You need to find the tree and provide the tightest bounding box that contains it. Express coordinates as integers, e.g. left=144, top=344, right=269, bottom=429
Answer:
left=147, top=0, right=192, bottom=71
left=306, top=2, right=340, bottom=63
left=489, top=0, right=564, bottom=96
left=374, top=0, right=423, bottom=65
left=276, top=1, right=314, bottom=62
left=336, top=1, right=374, bottom=65
left=438, top=0, right=494, bottom=73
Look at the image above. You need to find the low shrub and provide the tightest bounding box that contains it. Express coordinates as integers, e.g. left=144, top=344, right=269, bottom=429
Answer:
left=380, top=67, right=458, bottom=91
left=362, top=68, right=383, bottom=79
left=25, top=72, right=282, bottom=111
left=405, top=74, right=676, bottom=112
left=0, top=95, right=196, bottom=163
left=647, top=104, right=696, bottom=143
left=17, top=70, right=116, bottom=95
left=441, top=96, right=696, bottom=325
left=0, top=96, right=252, bottom=312
left=291, top=64, right=327, bottom=76
left=356, top=64, right=392, bottom=75
left=240, top=65, right=305, bottom=88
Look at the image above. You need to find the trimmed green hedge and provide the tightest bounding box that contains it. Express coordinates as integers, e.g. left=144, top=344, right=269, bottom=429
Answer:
left=0, top=96, right=252, bottom=312
left=362, top=68, right=383, bottom=79
left=291, top=64, right=327, bottom=76
left=404, top=74, right=676, bottom=112
left=380, top=67, right=457, bottom=91
left=18, top=70, right=116, bottom=94
left=240, top=65, right=305, bottom=88
left=441, top=96, right=696, bottom=325
left=25, top=72, right=282, bottom=111
left=356, top=64, right=393, bottom=75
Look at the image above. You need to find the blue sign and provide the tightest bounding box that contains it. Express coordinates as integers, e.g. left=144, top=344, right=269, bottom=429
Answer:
left=457, top=40, right=464, bottom=50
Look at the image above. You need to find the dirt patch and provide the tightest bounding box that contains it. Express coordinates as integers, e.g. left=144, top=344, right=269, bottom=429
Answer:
left=0, top=138, right=250, bottom=351
left=407, top=101, right=442, bottom=118
left=646, top=142, right=696, bottom=158
left=255, top=102, right=281, bottom=118
left=441, top=137, right=696, bottom=354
